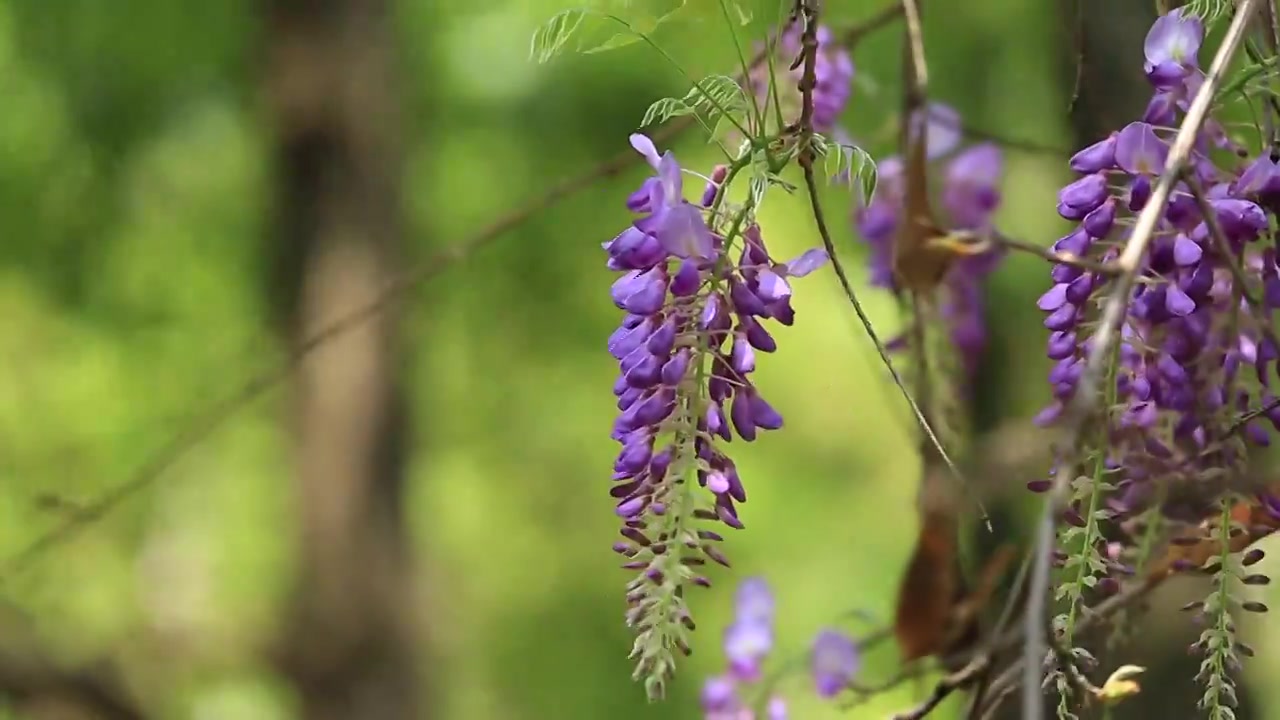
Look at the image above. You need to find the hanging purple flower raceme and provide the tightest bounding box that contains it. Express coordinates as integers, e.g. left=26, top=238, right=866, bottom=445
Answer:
left=699, top=578, right=861, bottom=718
left=606, top=134, right=830, bottom=697
left=852, top=103, right=1007, bottom=379
left=746, top=20, right=855, bottom=135
left=1034, top=8, right=1278, bottom=560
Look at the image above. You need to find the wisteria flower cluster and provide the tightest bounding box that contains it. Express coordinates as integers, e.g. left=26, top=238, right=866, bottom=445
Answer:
left=605, top=132, right=831, bottom=696
left=853, top=104, right=1007, bottom=380
left=1036, top=8, right=1278, bottom=531
left=700, top=578, right=860, bottom=719
left=1034, top=7, right=1280, bottom=712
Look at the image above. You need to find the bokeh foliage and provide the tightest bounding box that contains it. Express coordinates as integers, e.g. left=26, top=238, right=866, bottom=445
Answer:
left=2, top=0, right=1278, bottom=718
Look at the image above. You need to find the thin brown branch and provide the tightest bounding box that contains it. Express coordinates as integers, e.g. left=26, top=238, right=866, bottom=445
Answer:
left=1019, top=3, right=1260, bottom=717
left=900, top=0, right=928, bottom=91
left=931, top=231, right=1122, bottom=276
left=1232, top=396, right=1280, bottom=433
left=891, top=654, right=990, bottom=720
left=924, top=106, right=1071, bottom=156
left=1067, top=0, right=1084, bottom=113
left=792, top=0, right=976, bottom=518
left=839, top=2, right=904, bottom=48
left=895, top=568, right=1166, bottom=720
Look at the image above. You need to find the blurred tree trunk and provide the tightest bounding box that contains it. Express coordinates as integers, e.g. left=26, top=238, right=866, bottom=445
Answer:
left=1061, top=0, right=1153, bottom=142
left=260, top=1, right=421, bottom=719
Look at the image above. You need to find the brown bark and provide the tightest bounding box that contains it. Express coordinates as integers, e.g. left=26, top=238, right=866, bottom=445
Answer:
left=261, top=1, right=420, bottom=718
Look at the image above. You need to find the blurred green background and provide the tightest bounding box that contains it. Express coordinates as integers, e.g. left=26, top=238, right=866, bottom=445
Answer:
left=2, top=0, right=1278, bottom=718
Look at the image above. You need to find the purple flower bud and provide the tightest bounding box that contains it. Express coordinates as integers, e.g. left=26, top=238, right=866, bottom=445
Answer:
left=624, top=353, right=664, bottom=388
left=1165, top=284, right=1196, bottom=316
left=734, top=577, right=775, bottom=625
left=616, top=496, right=646, bottom=518
left=1210, top=198, right=1267, bottom=240
left=1083, top=198, right=1116, bottom=238
left=661, top=348, right=691, bottom=385
left=1034, top=402, right=1064, bottom=426
left=1047, top=331, right=1077, bottom=360
left=750, top=392, right=784, bottom=430
left=1234, top=153, right=1280, bottom=196
left=1129, top=175, right=1152, bottom=211
left=706, top=402, right=731, bottom=442
left=741, top=316, right=777, bottom=352
left=1173, top=234, right=1203, bottom=266
left=615, top=437, right=653, bottom=475
left=1058, top=173, right=1108, bottom=218
left=731, top=390, right=757, bottom=441
left=700, top=675, right=739, bottom=714
left=1142, top=91, right=1177, bottom=125
left=1037, top=283, right=1069, bottom=311
left=701, top=292, right=730, bottom=332
left=856, top=200, right=898, bottom=241
left=754, top=269, right=792, bottom=304
left=723, top=620, right=772, bottom=681
left=608, top=316, right=655, bottom=360
left=1044, top=303, right=1079, bottom=331
left=1070, top=134, right=1118, bottom=173
left=1066, top=274, right=1095, bottom=304
left=635, top=387, right=677, bottom=426
left=611, top=266, right=668, bottom=315
left=730, top=278, right=768, bottom=317
left=670, top=258, right=702, bottom=297
left=1054, top=226, right=1092, bottom=256
left=731, top=332, right=756, bottom=374
left=811, top=630, right=860, bottom=698
left=647, top=316, right=678, bottom=356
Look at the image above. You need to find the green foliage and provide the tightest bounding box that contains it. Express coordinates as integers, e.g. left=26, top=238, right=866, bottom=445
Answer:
left=1183, top=0, right=1233, bottom=23
left=530, top=0, right=701, bottom=62
left=809, top=134, right=878, bottom=206
left=638, top=74, right=750, bottom=130
left=1197, top=499, right=1242, bottom=720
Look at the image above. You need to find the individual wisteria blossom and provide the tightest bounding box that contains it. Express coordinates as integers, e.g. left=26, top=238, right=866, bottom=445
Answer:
left=606, top=134, right=830, bottom=696
left=699, top=578, right=861, bottom=718
left=701, top=578, right=782, bottom=719
left=810, top=629, right=860, bottom=698
left=852, top=102, right=1007, bottom=380
left=746, top=20, right=855, bottom=135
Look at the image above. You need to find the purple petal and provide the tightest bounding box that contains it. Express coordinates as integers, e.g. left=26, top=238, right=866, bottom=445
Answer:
left=784, top=248, right=829, bottom=277
left=1070, top=134, right=1118, bottom=173
left=755, top=269, right=792, bottom=303
left=734, top=577, right=775, bottom=624
left=919, top=102, right=962, bottom=159
left=629, top=133, right=662, bottom=168
left=724, top=620, right=772, bottom=681
left=811, top=629, right=860, bottom=698
left=1144, top=9, right=1203, bottom=72
left=1115, top=122, right=1168, bottom=175
left=700, top=675, right=739, bottom=713
left=1173, top=234, right=1202, bottom=266
left=1037, top=283, right=1069, bottom=311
